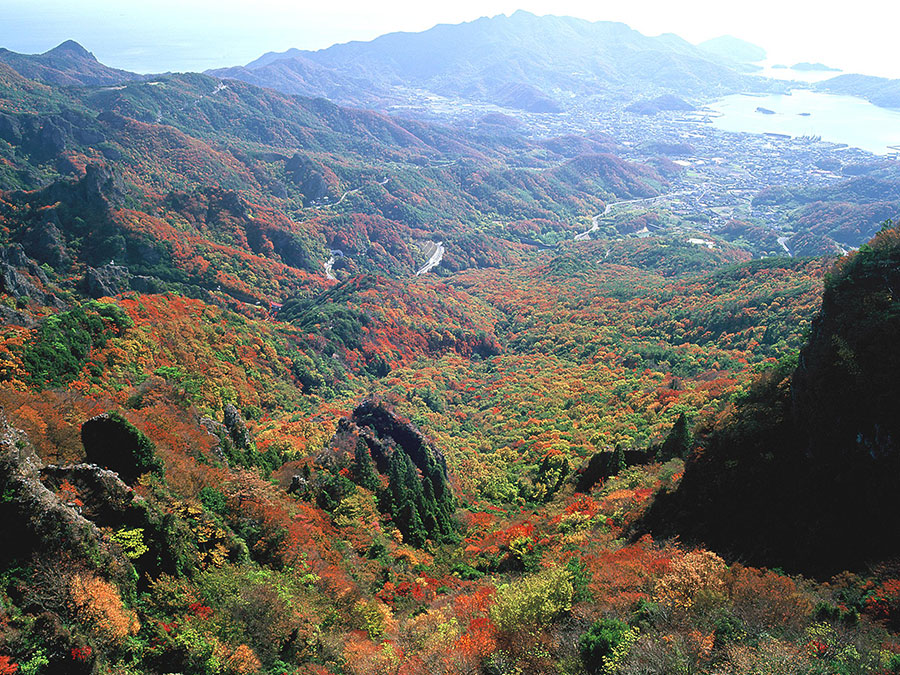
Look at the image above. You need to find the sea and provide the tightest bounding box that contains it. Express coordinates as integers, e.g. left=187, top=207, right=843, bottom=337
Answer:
left=707, top=61, right=900, bottom=155
left=706, top=88, right=900, bottom=156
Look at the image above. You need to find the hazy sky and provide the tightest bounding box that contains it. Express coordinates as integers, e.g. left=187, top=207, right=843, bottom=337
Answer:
left=3, top=0, right=899, bottom=78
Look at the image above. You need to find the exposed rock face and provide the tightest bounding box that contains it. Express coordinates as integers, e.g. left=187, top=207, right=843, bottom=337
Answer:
left=320, top=398, right=455, bottom=547
left=81, top=262, right=130, bottom=298
left=0, top=243, right=47, bottom=282
left=0, top=414, right=102, bottom=565
left=223, top=404, right=252, bottom=450
left=129, top=274, right=159, bottom=293
left=0, top=244, right=64, bottom=309
left=0, top=411, right=199, bottom=586
left=1, top=245, right=44, bottom=297
left=19, top=218, right=71, bottom=270
left=348, top=398, right=448, bottom=476
left=644, top=223, right=900, bottom=574
left=199, top=405, right=253, bottom=468
left=198, top=415, right=229, bottom=464
left=0, top=304, right=36, bottom=326
left=39, top=463, right=134, bottom=525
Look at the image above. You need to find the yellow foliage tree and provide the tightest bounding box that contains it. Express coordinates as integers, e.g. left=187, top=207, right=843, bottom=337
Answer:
left=226, top=644, right=262, bottom=675
left=69, top=573, right=140, bottom=645
left=653, top=549, right=727, bottom=614
left=490, top=566, right=573, bottom=632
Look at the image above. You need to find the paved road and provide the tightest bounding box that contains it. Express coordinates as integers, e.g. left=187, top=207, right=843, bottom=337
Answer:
left=313, top=177, right=390, bottom=210
left=323, top=257, right=337, bottom=280
left=416, top=241, right=445, bottom=276
left=777, top=236, right=793, bottom=257
left=574, top=191, right=689, bottom=241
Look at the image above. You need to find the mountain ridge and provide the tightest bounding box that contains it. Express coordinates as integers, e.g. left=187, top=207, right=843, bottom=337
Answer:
left=210, top=11, right=759, bottom=113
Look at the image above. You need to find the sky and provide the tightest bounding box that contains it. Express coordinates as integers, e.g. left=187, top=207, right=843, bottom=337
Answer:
left=2, top=0, right=899, bottom=78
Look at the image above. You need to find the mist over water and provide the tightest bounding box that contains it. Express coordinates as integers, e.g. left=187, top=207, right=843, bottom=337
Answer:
left=752, top=61, right=842, bottom=84
left=1, top=10, right=293, bottom=73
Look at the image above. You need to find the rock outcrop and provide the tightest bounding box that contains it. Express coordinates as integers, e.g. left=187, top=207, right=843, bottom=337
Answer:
left=81, top=412, right=164, bottom=484
left=0, top=244, right=64, bottom=307
left=0, top=413, right=103, bottom=565
left=80, top=262, right=131, bottom=298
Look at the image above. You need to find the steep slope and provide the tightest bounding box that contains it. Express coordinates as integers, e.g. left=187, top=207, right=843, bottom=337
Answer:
left=644, top=221, right=900, bottom=575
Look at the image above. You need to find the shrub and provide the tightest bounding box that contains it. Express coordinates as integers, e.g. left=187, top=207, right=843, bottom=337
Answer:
left=225, top=644, right=262, bottom=675
left=352, top=599, right=393, bottom=640
left=653, top=550, right=727, bottom=615
left=81, top=412, right=163, bottom=483
left=110, top=527, right=149, bottom=560
left=20, top=301, right=132, bottom=388
left=579, top=617, right=629, bottom=673
left=489, top=567, right=573, bottom=631
left=726, top=564, right=811, bottom=635
left=199, top=487, right=228, bottom=516
left=0, top=656, right=18, bottom=675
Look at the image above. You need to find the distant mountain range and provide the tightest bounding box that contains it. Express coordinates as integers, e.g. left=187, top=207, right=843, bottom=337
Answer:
left=0, top=15, right=773, bottom=117
left=0, top=40, right=142, bottom=87
left=209, top=11, right=760, bottom=113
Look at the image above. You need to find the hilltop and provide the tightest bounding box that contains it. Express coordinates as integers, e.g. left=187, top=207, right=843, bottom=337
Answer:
left=0, top=40, right=142, bottom=87
left=697, top=35, right=767, bottom=64
left=817, top=73, right=900, bottom=109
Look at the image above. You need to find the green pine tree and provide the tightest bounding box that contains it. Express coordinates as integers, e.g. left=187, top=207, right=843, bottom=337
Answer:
left=353, top=438, right=380, bottom=492
left=658, top=413, right=692, bottom=461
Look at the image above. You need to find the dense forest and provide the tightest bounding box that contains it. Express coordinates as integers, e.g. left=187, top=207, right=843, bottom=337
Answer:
left=1, top=31, right=900, bottom=675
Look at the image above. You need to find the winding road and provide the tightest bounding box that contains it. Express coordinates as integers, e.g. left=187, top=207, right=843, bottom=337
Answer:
left=313, top=177, right=390, bottom=211
left=777, top=235, right=793, bottom=257
left=416, top=241, right=445, bottom=276
left=323, top=257, right=337, bottom=280
left=317, top=178, right=391, bottom=280
left=574, top=192, right=687, bottom=241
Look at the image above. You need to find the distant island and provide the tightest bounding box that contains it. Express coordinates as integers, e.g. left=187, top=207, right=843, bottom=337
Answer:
left=792, top=62, right=841, bottom=72
left=697, top=35, right=767, bottom=63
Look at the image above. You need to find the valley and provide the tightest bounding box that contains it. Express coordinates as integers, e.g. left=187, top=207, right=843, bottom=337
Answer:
left=0, top=10, right=899, bottom=675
